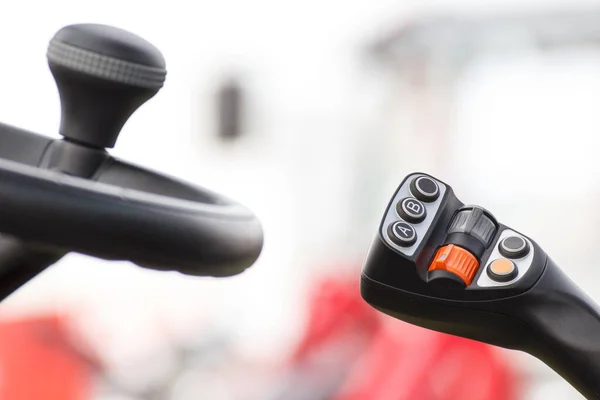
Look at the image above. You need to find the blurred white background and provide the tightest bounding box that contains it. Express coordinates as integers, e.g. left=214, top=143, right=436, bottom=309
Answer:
left=0, top=0, right=599, bottom=398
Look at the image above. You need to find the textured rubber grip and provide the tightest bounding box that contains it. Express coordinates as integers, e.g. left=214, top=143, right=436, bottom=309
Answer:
left=47, top=39, right=166, bottom=89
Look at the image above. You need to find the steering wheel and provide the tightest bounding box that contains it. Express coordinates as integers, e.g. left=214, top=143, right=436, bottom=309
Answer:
left=0, top=23, right=263, bottom=301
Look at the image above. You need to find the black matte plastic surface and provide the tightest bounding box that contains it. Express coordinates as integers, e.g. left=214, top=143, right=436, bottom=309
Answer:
left=48, top=24, right=166, bottom=148
left=0, top=23, right=263, bottom=300
left=362, top=259, right=600, bottom=399
left=361, top=172, right=600, bottom=399
left=49, top=63, right=159, bottom=148
left=446, top=207, right=497, bottom=247
left=0, top=119, right=263, bottom=300
left=0, top=123, right=53, bottom=166
left=0, top=156, right=263, bottom=276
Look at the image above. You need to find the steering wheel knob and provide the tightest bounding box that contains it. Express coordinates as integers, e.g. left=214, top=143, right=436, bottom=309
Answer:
left=47, top=24, right=167, bottom=148
left=0, top=23, right=263, bottom=302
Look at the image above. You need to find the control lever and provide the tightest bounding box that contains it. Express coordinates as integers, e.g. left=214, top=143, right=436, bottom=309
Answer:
left=47, top=24, right=166, bottom=148
left=361, top=173, right=600, bottom=399
left=0, top=24, right=263, bottom=301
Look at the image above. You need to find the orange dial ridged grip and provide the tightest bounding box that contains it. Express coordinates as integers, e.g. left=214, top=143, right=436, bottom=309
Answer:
left=428, top=245, right=480, bottom=286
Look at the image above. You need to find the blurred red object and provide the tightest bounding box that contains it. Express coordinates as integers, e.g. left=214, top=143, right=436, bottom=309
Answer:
left=292, top=273, right=519, bottom=400
left=0, top=315, right=95, bottom=400
left=334, top=322, right=516, bottom=400
left=292, top=276, right=380, bottom=361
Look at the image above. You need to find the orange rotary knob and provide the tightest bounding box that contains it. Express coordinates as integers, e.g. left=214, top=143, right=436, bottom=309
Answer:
left=428, top=245, right=480, bottom=286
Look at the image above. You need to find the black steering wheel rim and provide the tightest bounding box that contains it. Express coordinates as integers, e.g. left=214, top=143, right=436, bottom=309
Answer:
left=0, top=23, right=264, bottom=303
left=0, top=150, right=263, bottom=277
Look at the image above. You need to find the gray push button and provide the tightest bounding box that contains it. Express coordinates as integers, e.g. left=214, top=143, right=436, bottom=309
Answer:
left=499, top=236, right=530, bottom=259
left=410, top=176, right=440, bottom=203
left=388, top=221, right=417, bottom=247
left=396, top=197, right=426, bottom=223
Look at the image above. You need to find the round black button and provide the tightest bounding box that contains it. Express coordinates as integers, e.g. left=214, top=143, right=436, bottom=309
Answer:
left=387, top=221, right=417, bottom=247
left=396, top=197, right=427, bottom=223
left=487, top=259, right=518, bottom=282
left=410, top=176, right=440, bottom=203
left=499, top=236, right=530, bottom=259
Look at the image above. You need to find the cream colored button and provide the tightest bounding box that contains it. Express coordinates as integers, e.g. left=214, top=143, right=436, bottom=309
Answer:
left=487, top=259, right=518, bottom=282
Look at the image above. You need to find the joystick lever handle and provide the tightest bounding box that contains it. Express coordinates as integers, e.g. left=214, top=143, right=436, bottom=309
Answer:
left=361, top=173, right=600, bottom=399
left=47, top=24, right=167, bottom=148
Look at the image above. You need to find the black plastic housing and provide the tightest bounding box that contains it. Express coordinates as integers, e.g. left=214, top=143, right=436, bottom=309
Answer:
left=0, top=23, right=264, bottom=302
left=49, top=64, right=159, bottom=148
left=361, top=173, right=600, bottom=399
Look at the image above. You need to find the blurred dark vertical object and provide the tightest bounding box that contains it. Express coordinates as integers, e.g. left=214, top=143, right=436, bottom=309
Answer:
left=217, top=77, right=244, bottom=141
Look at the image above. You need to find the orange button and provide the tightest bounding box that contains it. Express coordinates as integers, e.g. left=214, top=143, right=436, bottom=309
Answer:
left=487, top=258, right=518, bottom=282
left=428, top=245, right=480, bottom=286
left=489, top=259, right=515, bottom=276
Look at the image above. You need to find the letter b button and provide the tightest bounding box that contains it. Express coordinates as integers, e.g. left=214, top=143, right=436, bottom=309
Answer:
left=397, top=197, right=426, bottom=223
